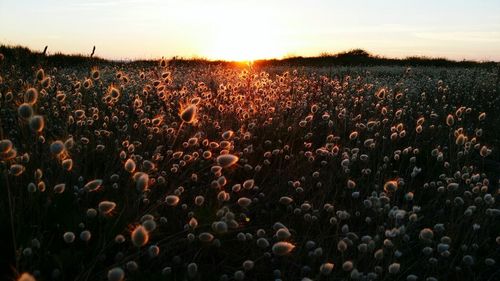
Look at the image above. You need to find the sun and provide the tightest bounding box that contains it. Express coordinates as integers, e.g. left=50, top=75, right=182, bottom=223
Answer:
left=204, top=16, right=285, bottom=62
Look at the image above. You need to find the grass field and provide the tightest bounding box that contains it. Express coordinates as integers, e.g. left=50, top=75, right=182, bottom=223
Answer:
left=1, top=50, right=500, bottom=281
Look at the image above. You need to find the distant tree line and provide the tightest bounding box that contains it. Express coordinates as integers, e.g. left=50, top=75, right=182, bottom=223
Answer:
left=0, top=45, right=498, bottom=69
left=254, top=49, right=499, bottom=68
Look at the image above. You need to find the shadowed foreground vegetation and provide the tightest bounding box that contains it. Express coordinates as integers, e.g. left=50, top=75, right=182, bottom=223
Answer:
left=1, top=45, right=500, bottom=281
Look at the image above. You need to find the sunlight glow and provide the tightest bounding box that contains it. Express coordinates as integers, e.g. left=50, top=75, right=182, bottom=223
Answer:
left=202, top=14, right=286, bottom=61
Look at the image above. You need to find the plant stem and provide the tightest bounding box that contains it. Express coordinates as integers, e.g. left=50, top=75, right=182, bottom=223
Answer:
left=0, top=102, right=17, bottom=269
left=171, top=121, right=184, bottom=149
left=2, top=168, right=18, bottom=271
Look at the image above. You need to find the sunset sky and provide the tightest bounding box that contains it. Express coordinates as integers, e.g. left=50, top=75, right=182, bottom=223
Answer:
left=1, top=0, right=499, bottom=61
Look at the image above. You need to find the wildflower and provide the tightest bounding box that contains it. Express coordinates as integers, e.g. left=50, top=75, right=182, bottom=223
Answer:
left=98, top=201, right=116, bottom=215
left=0, top=139, right=13, bottom=153
left=419, top=228, right=434, bottom=241
left=134, top=172, right=149, bottom=190
left=272, top=241, right=295, bottom=256
left=50, top=141, right=65, bottom=155
left=320, top=262, right=334, bottom=275
left=131, top=225, right=149, bottom=247
left=63, top=232, right=75, bottom=243
left=165, top=195, right=180, bottom=206
left=84, top=179, right=103, bottom=192
left=18, top=103, right=34, bottom=119
left=180, top=104, right=197, bottom=123
left=342, top=261, right=353, bottom=271
left=80, top=230, right=91, bottom=242
left=243, top=179, right=254, bottom=189
left=187, top=263, right=198, bottom=278
left=388, top=263, right=400, bottom=274
left=384, top=180, right=398, bottom=193
left=124, top=159, right=136, bottom=173
left=91, top=68, right=100, bottom=80
left=279, top=196, right=293, bottom=205
left=217, top=153, right=238, bottom=167
left=198, top=232, right=214, bottom=242
left=243, top=260, right=255, bottom=271
left=36, top=69, right=45, bottom=81
left=53, top=183, right=65, bottom=194
left=446, top=114, right=454, bottom=126
left=194, top=195, right=205, bottom=206
left=17, top=273, right=36, bottom=281
left=107, top=267, right=125, bottom=281
left=478, top=112, right=486, bottom=121
left=237, top=197, right=252, bottom=207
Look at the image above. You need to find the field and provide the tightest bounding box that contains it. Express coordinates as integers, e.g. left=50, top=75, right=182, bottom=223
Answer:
left=1, top=53, right=500, bottom=281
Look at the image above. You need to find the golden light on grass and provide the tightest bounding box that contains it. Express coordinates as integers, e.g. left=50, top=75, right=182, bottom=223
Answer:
left=179, top=104, right=197, bottom=124
left=1, top=32, right=499, bottom=280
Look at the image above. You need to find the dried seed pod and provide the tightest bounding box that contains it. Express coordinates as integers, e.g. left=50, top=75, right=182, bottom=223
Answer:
left=216, top=154, right=239, bottom=168
left=98, top=201, right=116, bottom=215
left=131, top=225, right=149, bottom=247
left=272, top=241, right=295, bottom=256
left=84, top=179, right=103, bottom=192
left=180, top=104, right=196, bottom=123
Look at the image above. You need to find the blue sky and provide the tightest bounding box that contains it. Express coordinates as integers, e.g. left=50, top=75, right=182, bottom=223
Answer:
left=1, top=0, right=499, bottom=60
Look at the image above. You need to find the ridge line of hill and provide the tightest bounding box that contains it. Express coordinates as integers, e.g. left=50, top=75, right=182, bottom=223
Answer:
left=1, top=45, right=498, bottom=68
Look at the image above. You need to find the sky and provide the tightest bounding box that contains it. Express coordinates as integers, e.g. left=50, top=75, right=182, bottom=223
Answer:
left=1, top=0, right=499, bottom=61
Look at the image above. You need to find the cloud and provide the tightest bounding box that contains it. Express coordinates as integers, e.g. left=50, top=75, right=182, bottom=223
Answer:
left=70, top=0, right=159, bottom=9
left=413, top=31, right=500, bottom=43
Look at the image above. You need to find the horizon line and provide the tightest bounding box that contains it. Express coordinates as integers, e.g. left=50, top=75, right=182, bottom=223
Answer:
left=1, top=43, right=499, bottom=64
